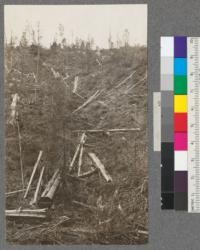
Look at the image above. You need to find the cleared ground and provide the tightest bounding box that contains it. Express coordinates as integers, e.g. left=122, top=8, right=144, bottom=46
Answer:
left=5, top=45, right=148, bottom=244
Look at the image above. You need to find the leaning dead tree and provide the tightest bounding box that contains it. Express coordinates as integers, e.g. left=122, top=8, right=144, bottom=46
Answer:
left=24, top=151, right=43, bottom=199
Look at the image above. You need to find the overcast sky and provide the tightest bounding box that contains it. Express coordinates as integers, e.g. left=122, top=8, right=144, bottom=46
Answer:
left=5, top=4, right=147, bottom=48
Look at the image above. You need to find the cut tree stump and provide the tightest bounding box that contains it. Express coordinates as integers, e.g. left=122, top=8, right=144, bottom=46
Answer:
left=88, top=153, right=112, bottom=182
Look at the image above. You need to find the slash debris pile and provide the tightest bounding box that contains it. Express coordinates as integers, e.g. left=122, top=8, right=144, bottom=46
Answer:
left=5, top=45, right=148, bottom=245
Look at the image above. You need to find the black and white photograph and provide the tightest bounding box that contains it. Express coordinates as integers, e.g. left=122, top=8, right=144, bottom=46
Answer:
left=4, top=4, right=148, bottom=245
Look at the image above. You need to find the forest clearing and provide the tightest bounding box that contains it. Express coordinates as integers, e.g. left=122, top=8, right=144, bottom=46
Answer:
left=5, top=27, right=148, bottom=244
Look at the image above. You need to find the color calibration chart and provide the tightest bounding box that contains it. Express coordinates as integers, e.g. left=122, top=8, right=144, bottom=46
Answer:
left=160, top=36, right=200, bottom=212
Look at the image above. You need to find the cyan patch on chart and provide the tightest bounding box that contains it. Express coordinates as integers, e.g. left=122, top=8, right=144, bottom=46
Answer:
left=174, top=58, right=187, bottom=76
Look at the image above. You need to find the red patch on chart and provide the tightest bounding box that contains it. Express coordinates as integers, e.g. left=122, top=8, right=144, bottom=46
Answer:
left=174, top=113, right=187, bottom=132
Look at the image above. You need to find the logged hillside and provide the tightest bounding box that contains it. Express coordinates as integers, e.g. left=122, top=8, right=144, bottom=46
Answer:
left=5, top=44, right=148, bottom=245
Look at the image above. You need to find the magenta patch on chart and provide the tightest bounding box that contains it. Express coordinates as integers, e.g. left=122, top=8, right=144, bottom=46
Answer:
left=174, top=132, right=188, bottom=150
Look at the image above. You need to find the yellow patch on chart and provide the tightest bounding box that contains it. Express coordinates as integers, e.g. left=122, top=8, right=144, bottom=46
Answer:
left=174, top=95, right=187, bottom=113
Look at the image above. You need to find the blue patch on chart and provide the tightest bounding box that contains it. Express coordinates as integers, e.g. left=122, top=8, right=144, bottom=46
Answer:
left=174, top=58, right=187, bottom=76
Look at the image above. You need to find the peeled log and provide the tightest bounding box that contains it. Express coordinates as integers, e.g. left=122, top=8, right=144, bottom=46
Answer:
left=88, top=153, right=112, bottom=182
left=6, top=208, right=47, bottom=214
left=6, top=208, right=47, bottom=219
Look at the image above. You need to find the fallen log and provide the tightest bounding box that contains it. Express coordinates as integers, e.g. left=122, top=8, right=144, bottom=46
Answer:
left=30, top=166, right=45, bottom=205
left=115, top=71, right=136, bottom=88
left=69, top=133, right=86, bottom=172
left=73, top=128, right=140, bottom=133
left=38, top=174, right=61, bottom=208
left=6, top=212, right=47, bottom=219
left=125, top=74, right=147, bottom=93
left=24, top=151, right=43, bottom=199
left=72, top=90, right=101, bottom=114
left=6, top=208, right=47, bottom=213
left=6, top=208, right=47, bottom=219
left=88, top=153, right=112, bottom=182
